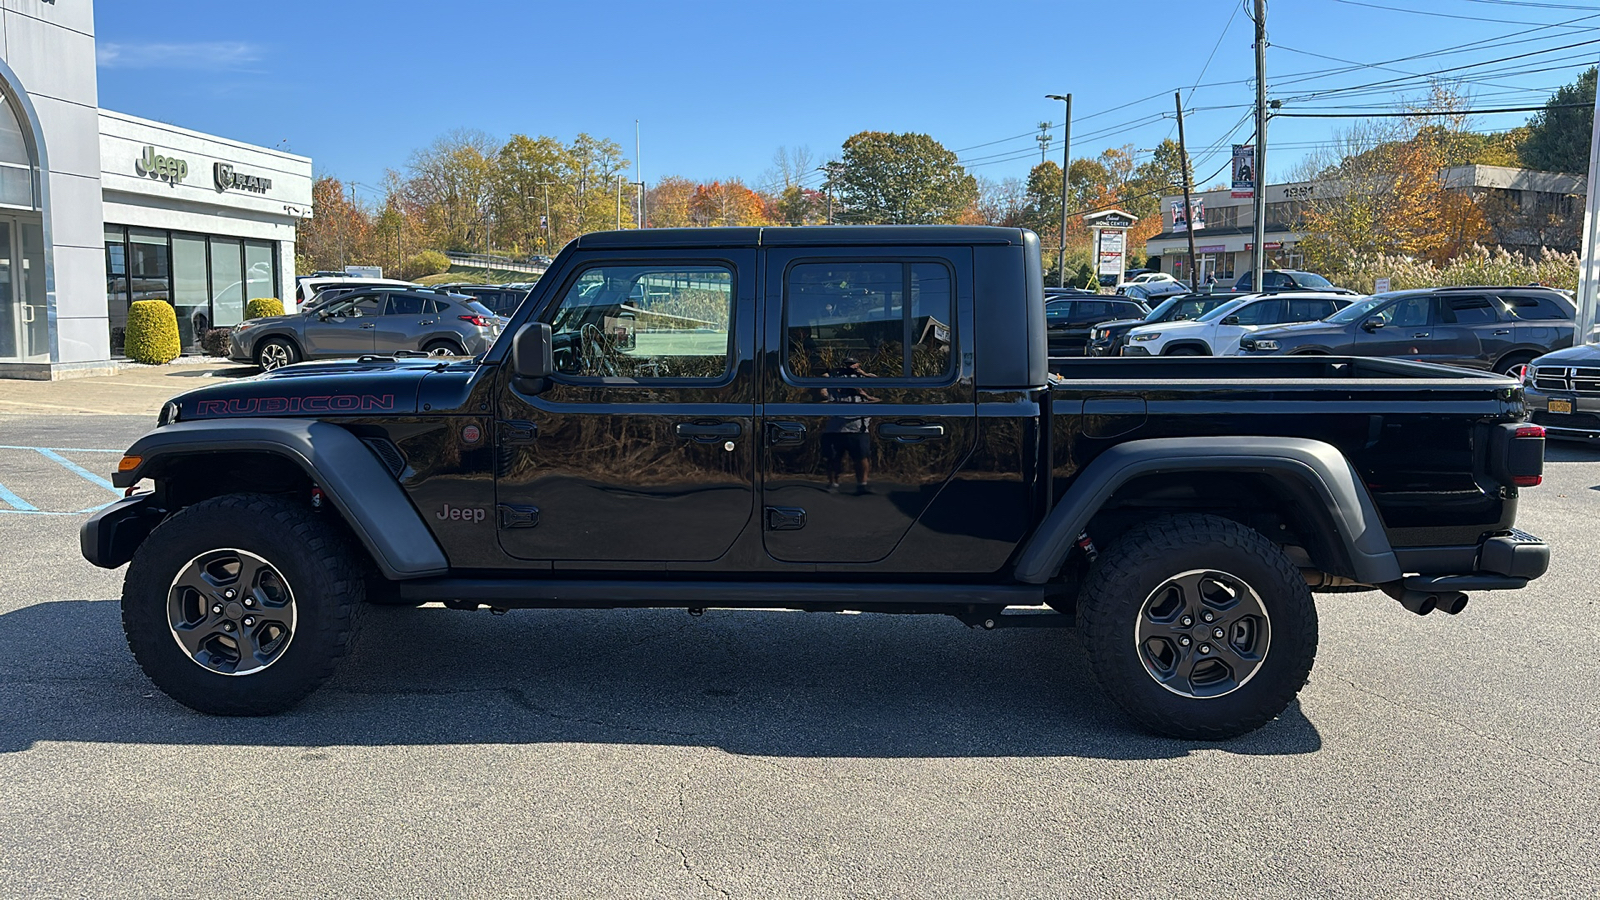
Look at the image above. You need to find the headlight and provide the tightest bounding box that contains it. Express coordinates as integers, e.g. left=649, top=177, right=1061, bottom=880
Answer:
left=233, top=321, right=256, bottom=333
left=1132, top=332, right=1160, bottom=342
left=1251, top=339, right=1279, bottom=351
left=158, top=401, right=180, bottom=427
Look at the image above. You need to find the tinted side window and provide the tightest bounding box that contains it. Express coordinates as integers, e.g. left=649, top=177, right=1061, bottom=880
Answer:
left=546, top=265, right=734, bottom=379
left=1262, top=272, right=1288, bottom=288
left=1378, top=296, right=1432, bottom=328
left=1110, top=301, right=1146, bottom=318
left=1285, top=298, right=1334, bottom=322
left=1444, top=295, right=1498, bottom=325
left=785, top=261, right=954, bottom=380
left=1231, top=299, right=1279, bottom=326
left=1501, top=294, right=1569, bottom=321
left=1071, top=301, right=1111, bottom=322
left=334, top=293, right=382, bottom=317
left=385, top=294, right=426, bottom=316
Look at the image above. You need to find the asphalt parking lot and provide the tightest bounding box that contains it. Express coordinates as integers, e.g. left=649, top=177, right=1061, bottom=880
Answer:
left=1, top=393, right=1597, bottom=897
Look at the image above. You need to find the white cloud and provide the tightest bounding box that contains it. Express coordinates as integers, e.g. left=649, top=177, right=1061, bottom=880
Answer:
left=96, top=42, right=263, bottom=70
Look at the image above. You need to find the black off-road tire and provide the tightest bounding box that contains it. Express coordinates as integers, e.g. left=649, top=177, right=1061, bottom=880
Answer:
left=1079, top=513, right=1318, bottom=740
left=121, top=493, right=364, bottom=715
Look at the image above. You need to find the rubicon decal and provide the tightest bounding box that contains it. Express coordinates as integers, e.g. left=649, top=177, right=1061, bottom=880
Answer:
left=193, top=395, right=397, bottom=416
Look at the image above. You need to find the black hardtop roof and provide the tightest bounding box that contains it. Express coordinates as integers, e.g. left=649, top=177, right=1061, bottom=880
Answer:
left=575, top=225, right=1027, bottom=249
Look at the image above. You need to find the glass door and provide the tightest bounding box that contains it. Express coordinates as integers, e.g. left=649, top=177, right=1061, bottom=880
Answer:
left=0, top=220, right=14, bottom=360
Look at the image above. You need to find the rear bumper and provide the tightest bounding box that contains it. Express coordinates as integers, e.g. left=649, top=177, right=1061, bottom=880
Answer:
left=1391, top=528, right=1550, bottom=591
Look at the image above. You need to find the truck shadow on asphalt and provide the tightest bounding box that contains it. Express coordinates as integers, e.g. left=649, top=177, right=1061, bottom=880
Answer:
left=0, top=599, right=1321, bottom=759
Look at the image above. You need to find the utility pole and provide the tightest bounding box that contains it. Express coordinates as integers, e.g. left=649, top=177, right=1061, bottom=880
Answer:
left=535, top=181, right=555, bottom=252
left=1174, top=93, right=1200, bottom=289
left=616, top=175, right=624, bottom=230
left=1576, top=55, right=1600, bottom=346
left=1046, top=95, right=1071, bottom=287
left=635, top=120, right=647, bottom=228
left=1252, top=0, right=1269, bottom=287
left=819, top=162, right=843, bottom=224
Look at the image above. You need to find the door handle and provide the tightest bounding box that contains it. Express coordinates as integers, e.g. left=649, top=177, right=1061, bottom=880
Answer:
left=1412, top=332, right=1430, bottom=339
left=879, top=422, right=946, bottom=442
left=675, top=421, right=741, bottom=442
left=360, top=322, right=376, bottom=329
left=502, top=420, right=538, bottom=443
left=765, top=421, right=806, bottom=445
left=1493, top=330, right=1512, bottom=335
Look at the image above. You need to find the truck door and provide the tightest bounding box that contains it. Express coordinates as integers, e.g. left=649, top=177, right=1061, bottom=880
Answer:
left=760, top=250, right=977, bottom=563
left=494, top=252, right=758, bottom=562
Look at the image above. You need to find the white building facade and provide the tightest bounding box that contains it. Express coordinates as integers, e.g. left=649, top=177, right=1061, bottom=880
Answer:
left=0, top=1, right=312, bottom=380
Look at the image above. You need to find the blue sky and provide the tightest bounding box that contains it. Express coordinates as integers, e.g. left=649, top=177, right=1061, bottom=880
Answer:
left=93, top=0, right=1599, bottom=196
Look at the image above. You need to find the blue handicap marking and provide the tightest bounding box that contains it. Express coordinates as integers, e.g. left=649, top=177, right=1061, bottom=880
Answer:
left=0, top=445, right=122, bottom=515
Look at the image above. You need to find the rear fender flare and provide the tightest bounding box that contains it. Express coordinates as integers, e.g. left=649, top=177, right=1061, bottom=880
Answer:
left=111, top=419, right=448, bottom=580
left=1013, top=436, right=1400, bottom=585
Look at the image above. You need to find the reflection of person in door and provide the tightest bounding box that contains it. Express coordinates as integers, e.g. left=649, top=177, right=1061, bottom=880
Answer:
left=820, top=357, right=881, bottom=494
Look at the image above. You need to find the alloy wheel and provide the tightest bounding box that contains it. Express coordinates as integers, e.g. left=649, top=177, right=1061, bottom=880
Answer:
left=1133, top=569, right=1271, bottom=699
left=167, top=548, right=297, bottom=676
left=259, top=343, right=291, bottom=370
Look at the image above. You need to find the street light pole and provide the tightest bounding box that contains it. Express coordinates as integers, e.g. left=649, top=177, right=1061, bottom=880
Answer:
left=1046, top=94, right=1072, bottom=287
left=616, top=175, right=624, bottom=230
left=535, top=180, right=555, bottom=251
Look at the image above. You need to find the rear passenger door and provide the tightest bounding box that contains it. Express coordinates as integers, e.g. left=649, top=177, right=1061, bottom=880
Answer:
left=760, top=250, right=976, bottom=564
left=1501, top=292, right=1575, bottom=354
left=372, top=292, right=436, bottom=351
left=1434, top=294, right=1506, bottom=369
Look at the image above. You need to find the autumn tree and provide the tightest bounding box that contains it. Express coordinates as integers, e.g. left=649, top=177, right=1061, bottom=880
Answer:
left=689, top=179, right=772, bottom=226
left=399, top=130, right=499, bottom=254
left=297, top=176, right=380, bottom=273
left=646, top=176, right=697, bottom=228
left=836, top=131, right=978, bottom=224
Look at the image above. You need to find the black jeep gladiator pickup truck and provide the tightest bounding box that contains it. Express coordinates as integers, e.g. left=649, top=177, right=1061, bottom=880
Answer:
left=82, top=226, right=1551, bottom=739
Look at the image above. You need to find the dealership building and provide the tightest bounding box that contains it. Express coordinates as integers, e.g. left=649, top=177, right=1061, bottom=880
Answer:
left=0, top=1, right=312, bottom=379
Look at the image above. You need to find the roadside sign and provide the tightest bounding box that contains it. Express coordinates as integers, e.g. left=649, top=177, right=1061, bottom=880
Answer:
left=1374, top=277, right=1391, bottom=293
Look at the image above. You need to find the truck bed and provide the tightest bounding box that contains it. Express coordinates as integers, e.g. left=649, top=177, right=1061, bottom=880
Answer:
left=1049, top=355, right=1512, bottom=384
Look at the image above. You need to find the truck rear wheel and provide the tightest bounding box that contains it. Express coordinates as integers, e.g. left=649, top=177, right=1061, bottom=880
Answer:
left=120, top=493, right=364, bottom=715
left=1079, top=513, right=1317, bottom=739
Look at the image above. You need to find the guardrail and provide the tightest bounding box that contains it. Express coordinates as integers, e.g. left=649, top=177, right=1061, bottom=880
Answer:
left=444, top=252, right=548, bottom=275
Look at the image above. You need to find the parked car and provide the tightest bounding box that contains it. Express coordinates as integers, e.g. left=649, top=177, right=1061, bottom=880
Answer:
left=1523, top=343, right=1600, bottom=442
left=1045, top=296, right=1149, bottom=357
left=1115, top=271, right=1177, bottom=294
left=229, top=288, right=507, bottom=370
left=1124, top=292, right=1353, bottom=356
left=1232, top=269, right=1355, bottom=294
left=1087, top=291, right=1253, bottom=357
left=293, top=275, right=415, bottom=309
left=1123, top=278, right=1193, bottom=304
left=432, top=284, right=534, bottom=317
left=1237, top=286, right=1575, bottom=374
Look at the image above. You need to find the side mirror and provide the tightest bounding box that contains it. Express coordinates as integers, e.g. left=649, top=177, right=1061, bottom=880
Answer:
left=1361, top=317, right=1385, bottom=333
left=512, top=322, right=554, bottom=385
left=1221, top=315, right=1241, bottom=326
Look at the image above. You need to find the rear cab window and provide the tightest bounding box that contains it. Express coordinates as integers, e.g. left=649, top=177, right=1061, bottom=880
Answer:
left=783, top=261, right=954, bottom=381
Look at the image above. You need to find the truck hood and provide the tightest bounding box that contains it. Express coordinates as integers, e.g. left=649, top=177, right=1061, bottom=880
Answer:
left=1530, top=343, right=1600, bottom=367
left=172, top=358, right=466, bottom=420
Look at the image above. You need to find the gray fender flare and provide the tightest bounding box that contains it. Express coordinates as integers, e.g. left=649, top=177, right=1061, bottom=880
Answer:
left=114, top=419, right=448, bottom=580
left=1012, top=436, right=1401, bottom=585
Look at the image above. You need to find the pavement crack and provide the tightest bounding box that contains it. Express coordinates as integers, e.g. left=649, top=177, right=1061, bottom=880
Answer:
left=327, top=685, right=704, bottom=740
left=651, top=767, right=730, bottom=899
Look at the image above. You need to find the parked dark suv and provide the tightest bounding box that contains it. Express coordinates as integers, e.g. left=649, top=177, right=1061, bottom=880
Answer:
left=1233, top=269, right=1353, bottom=293
left=1045, top=295, right=1149, bottom=357
left=434, top=284, right=533, bottom=317
left=1238, top=286, right=1575, bottom=374
left=1087, top=291, right=1251, bottom=357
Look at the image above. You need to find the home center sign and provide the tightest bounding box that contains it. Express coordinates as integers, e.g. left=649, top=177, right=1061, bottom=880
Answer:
left=1083, top=209, right=1139, bottom=284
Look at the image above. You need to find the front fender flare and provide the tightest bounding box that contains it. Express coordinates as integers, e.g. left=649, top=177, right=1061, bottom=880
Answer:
left=1013, top=436, right=1400, bottom=585
left=113, top=419, right=448, bottom=580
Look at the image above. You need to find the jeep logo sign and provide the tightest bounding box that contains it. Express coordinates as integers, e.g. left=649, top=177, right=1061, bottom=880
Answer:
left=135, top=146, right=188, bottom=184
left=215, top=162, right=273, bottom=194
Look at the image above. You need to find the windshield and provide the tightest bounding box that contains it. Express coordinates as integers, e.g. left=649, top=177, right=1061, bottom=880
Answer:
left=1294, top=272, right=1334, bottom=288
left=1152, top=295, right=1234, bottom=322
left=1326, top=294, right=1392, bottom=324
left=1194, top=297, right=1252, bottom=323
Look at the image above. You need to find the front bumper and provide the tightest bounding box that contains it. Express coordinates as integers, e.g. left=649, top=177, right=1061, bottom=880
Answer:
left=227, top=330, right=254, bottom=363
left=1524, top=384, right=1600, bottom=441
left=80, top=494, right=166, bottom=570
left=1121, top=344, right=1152, bottom=357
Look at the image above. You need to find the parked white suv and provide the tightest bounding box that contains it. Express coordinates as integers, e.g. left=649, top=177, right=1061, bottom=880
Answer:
left=1123, top=292, right=1354, bottom=356
left=293, top=275, right=415, bottom=311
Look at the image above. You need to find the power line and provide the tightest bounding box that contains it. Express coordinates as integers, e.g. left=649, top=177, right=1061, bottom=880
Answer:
left=1283, top=37, right=1600, bottom=101
left=1274, top=102, right=1590, bottom=118
left=1329, top=0, right=1600, bottom=26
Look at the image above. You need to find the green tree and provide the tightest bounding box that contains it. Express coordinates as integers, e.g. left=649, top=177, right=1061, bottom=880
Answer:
left=836, top=131, right=978, bottom=224
left=1520, top=67, right=1595, bottom=174
left=1023, top=161, right=1063, bottom=240
left=1123, top=139, right=1190, bottom=223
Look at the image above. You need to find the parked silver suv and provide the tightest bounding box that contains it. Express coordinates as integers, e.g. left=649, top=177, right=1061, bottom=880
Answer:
left=228, top=288, right=506, bottom=370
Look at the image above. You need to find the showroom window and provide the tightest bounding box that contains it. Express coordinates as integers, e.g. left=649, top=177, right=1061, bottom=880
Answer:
left=104, top=226, right=279, bottom=355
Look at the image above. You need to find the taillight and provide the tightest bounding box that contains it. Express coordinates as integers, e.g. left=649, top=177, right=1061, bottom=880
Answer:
left=459, top=314, right=490, bottom=327
left=1513, top=364, right=1531, bottom=383
left=1506, top=424, right=1545, bottom=487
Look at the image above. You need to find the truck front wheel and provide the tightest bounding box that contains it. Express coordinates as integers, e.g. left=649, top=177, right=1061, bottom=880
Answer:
left=120, top=493, right=364, bottom=715
left=1079, top=513, right=1317, bottom=739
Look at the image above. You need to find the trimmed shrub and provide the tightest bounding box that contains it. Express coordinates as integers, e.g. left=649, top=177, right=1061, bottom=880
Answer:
left=125, top=300, right=182, bottom=364
left=201, top=327, right=233, bottom=358
left=402, top=250, right=451, bottom=280
left=245, top=297, right=285, bottom=320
